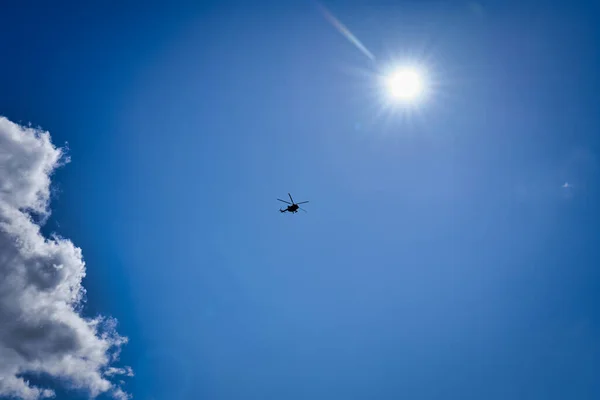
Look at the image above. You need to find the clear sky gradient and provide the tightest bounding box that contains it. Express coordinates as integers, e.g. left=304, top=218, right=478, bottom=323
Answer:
left=1, top=1, right=599, bottom=399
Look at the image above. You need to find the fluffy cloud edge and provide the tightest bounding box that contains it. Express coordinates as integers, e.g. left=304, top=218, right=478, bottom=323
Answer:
left=0, top=116, right=133, bottom=399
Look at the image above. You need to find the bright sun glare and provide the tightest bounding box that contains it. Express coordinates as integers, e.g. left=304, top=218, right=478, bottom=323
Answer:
left=385, top=67, right=425, bottom=102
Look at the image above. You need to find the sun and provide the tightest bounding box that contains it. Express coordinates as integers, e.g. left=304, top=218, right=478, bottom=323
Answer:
left=369, top=62, right=434, bottom=131
left=384, top=67, right=425, bottom=102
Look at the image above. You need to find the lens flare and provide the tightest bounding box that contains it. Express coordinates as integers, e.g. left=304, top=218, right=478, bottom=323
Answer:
left=316, top=2, right=375, bottom=61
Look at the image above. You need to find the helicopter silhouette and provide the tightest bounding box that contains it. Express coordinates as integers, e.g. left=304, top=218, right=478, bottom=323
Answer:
left=277, top=193, right=309, bottom=213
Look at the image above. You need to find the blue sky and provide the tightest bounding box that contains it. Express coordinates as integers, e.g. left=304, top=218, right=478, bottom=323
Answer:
left=1, top=1, right=599, bottom=399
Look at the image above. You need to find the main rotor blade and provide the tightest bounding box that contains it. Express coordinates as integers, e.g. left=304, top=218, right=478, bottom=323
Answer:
left=277, top=199, right=291, bottom=204
left=296, top=201, right=309, bottom=204
left=299, top=207, right=308, bottom=213
left=288, top=193, right=295, bottom=204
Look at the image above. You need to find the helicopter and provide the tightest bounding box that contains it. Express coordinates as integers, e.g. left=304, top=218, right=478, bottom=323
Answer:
left=277, top=193, right=309, bottom=213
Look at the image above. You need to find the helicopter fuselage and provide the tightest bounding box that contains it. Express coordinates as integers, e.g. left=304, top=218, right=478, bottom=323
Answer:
left=281, top=204, right=299, bottom=213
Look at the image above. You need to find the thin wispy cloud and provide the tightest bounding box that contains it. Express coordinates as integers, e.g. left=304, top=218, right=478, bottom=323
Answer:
left=0, top=116, right=131, bottom=399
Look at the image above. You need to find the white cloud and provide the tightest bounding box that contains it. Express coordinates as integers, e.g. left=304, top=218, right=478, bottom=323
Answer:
left=0, top=116, right=131, bottom=399
left=105, top=367, right=134, bottom=378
